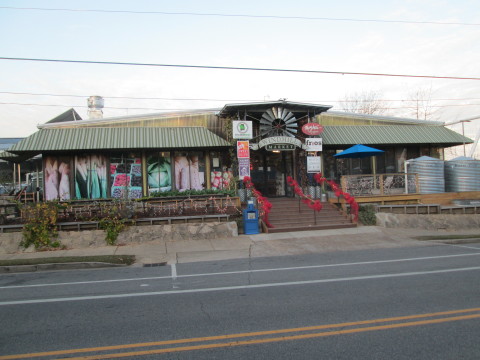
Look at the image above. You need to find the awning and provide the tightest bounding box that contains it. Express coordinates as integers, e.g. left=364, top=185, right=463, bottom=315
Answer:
left=322, top=125, right=472, bottom=146
left=334, top=144, right=384, bottom=158
left=0, top=150, right=38, bottom=162
left=219, top=101, right=332, bottom=118
left=8, top=127, right=231, bottom=154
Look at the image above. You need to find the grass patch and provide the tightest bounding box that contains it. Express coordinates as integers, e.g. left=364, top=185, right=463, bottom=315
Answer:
left=0, top=255, right=135, bottom=267
left=413, top=234, right=480, bottom=241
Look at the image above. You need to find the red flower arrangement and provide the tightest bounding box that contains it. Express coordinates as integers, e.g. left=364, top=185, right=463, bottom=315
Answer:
left=242, top=176, right=274, bottom=228
left=286, top=176, right=323, bottom=212
left=313, top=173, right=359, bottom=222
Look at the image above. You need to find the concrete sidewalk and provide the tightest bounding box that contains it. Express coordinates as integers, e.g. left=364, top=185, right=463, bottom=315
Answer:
left=2, top=226, right=479, bottom=272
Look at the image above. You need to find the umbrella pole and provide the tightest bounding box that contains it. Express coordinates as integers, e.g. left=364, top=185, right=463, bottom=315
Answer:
left=372, top=156, right=377, bottom=189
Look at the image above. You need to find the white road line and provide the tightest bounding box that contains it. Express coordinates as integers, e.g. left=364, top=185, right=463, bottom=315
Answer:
left=171, top=264, right=177, bottom=281
left=0, top=275, right=172, bottom=289
left=171, top=263, right=179, bottom=289
left=1, top=252, right=480, bottom=290
left=1, top=266, right=479, bottom=306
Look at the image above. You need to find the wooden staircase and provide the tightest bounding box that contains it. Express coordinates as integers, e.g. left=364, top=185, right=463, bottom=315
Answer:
left=264, top=197, right=357, bottom=233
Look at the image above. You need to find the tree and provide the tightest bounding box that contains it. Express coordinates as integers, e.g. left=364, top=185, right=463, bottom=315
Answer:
left=403, top=85, right=438, bottom=121
left=339, top=90, right=390, bottom=115
left=0, top=161, right=14, bottom=194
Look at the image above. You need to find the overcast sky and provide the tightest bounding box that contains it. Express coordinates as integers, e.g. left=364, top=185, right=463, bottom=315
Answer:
left=1, top=0, right=480, bottom=155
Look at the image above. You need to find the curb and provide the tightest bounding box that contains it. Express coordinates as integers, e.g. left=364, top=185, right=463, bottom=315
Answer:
left=430, top=238, right=480, bottom=245
left=413, top=238, right=480, bottom=245
left=0, top=262, right=127, bottom=274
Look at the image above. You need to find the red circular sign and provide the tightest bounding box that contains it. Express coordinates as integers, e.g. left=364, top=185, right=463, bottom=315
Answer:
left=302, top=123, right=324, bottom=136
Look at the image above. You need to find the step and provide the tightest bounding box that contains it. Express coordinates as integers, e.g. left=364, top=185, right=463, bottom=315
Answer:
left=262, top=197, right=355, bottom=233
left=266, top=223, right=357, bottom=233
left=268, top=215, right=349, bottom=222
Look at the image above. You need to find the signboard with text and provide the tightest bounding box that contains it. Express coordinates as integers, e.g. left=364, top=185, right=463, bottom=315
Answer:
left=233, top=121, right=253, bottom=139
left=237, top=141, right=250, bottom=158
left=305, top=138, right=323, bottom=152
left=265, top=144, right=296, bottom=151
left=307, top=156, right=322, bottom=173
left=302, top=123, right=324, bottom=136
left=238, top=158, right=250, bottom=179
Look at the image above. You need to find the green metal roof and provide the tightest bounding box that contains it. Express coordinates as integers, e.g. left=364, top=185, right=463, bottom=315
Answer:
left=0, top=150, right=17, bottom=160
left=322, top=125, right=472, bottom=146
left=8, top=127, right=231, bottom=154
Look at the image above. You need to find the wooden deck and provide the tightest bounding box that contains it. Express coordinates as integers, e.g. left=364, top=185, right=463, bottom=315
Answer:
left=330, top=191, right=480, bottom=206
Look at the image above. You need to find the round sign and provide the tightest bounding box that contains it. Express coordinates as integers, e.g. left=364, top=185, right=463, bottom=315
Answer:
left=302, top=123, right=324, bottom=136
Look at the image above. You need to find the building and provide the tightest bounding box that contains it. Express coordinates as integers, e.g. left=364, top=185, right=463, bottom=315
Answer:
left=2, top=99, right=472, bottom=201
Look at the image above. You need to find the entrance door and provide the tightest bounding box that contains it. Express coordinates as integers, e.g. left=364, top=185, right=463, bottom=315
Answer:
left=250, top=150, right=294, bottom=197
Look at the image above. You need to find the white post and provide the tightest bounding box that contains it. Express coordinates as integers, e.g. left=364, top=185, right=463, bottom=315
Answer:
left=404, top=161, right=409, bottom=194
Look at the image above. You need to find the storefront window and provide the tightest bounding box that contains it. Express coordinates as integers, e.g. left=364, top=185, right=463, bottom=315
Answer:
left=174, top=152, right=205, bottom=191
left=110, top=153, right=142, bottom=199
left=323, top=149, right=338, bottom=181
left=147, top=152, right=172, bottom=195
left=45, top=156, right=72, bottom=201
left=395, top=147, right=408, bottom=172
left=74, top=154, right=107, bottom=199
left=210, top=151, right=233, bottom=190
left=384, top=148, right=395, bottom=173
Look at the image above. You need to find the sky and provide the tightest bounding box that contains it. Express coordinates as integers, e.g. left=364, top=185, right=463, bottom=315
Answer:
left=1, top=0, right=480, bottom=156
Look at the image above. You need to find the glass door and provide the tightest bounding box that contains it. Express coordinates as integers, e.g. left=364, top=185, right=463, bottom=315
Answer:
left=250, top=150, right=294, bottom=197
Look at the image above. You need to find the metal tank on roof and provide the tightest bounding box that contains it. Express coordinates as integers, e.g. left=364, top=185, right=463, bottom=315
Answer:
left=87, top=95, right=104, bottom=119
left=445, top=156, right=480, bottom=192
left=407, top=156, right=445, bottom=194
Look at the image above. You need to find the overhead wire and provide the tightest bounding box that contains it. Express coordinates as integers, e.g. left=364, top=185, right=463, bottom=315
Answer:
left=1, top=57, right=480, bottom=81
left=0, top=6, right=479, bottom=26
left=1, top=101, right=479, bottom=112
left=1, top=91, right=480, bottom=103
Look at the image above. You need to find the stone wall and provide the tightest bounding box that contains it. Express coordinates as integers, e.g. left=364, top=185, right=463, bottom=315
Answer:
left=0, top=221, right=238, bottom=254
left=376, top=213, right=480, bottom=230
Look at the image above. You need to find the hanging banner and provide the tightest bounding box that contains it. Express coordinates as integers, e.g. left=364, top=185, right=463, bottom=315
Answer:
left=307, top=156, right=322, bottom=173
left=237, top=140, right=250, bottom=158
left=233, top=121, right=253, bottom=139
left=238, top=158, right=250, bottom=179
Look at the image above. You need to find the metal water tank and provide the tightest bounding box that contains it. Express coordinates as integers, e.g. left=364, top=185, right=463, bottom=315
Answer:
left=87, top=95, right=104, bottom=119
left=408, top=156, right=445, bottom=194
left=445, top=156, right=480, bottom=192
left=87, top=95, right=104, bottom=109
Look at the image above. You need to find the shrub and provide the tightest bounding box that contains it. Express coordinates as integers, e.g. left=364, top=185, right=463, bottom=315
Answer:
left=98, top=202, right=132, bottom=246
left=358, top=204, right=377, bottom=225
left=148, top=189, right=236, bottom=198
left=20, top=202, right=62, bottom=250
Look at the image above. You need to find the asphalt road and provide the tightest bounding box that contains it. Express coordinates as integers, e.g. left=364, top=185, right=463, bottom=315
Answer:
left=1, top=241, right=480, bottom=359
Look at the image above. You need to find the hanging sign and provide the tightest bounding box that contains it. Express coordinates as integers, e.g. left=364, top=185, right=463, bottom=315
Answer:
left=302, top=123, right=324, bottom=136
left=305, top=138, right=323, bottom=151
left=233, top=121, right=253, bottom=139
left=307, top=156, right=322, bottom=173
left=265, top=144, right=296, bottom=151
left=237, top=140, right=250, bottom=158
left=238, top=158, right=250, bottom=179
left=256, top=136, right=302, bottom=150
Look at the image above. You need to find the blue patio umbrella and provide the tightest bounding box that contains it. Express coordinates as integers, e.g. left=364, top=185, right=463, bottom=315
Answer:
left=334, top=144, right=384, bottom=159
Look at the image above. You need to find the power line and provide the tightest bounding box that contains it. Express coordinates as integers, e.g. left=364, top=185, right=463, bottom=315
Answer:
left=1, top=57, right=480, bottom=81
left=0, top=91, right=255, bottom=102
left=2, top=91, right=480, bottom=103
left=0, top=102, right=202, bottom=111
left=1, top=101, right=479, bottom=111
left=1, top=6, right=479, bottom=26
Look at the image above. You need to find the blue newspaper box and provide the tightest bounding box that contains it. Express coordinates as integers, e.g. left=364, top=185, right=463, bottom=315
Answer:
left=243, top=201, right=259, bottom=235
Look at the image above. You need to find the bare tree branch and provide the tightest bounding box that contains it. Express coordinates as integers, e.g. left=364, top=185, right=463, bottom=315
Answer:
left=339, top=90, right=390, bottom=115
